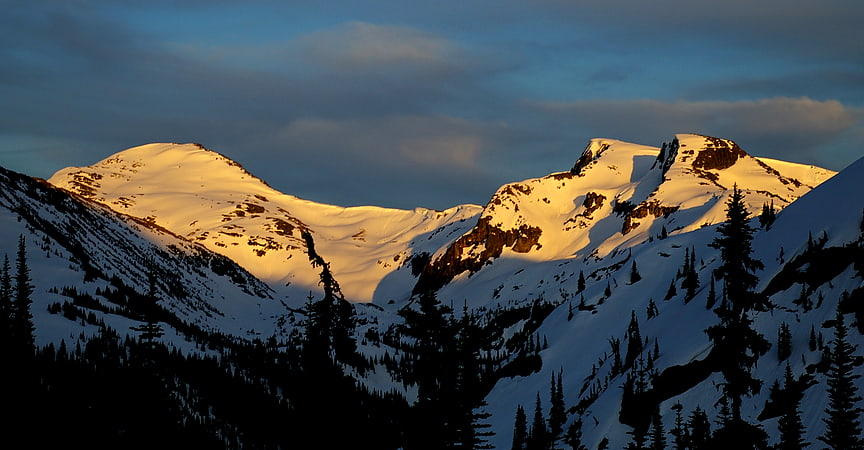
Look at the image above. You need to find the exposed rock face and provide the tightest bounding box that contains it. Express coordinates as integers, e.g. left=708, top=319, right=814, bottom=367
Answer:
left=414, top=215, right=542, bottom=294
left=621, top=200, right=680, bottom=235
left=572, top=141, right=611, bottom=176
left=692, top=136, right=748, bottom=171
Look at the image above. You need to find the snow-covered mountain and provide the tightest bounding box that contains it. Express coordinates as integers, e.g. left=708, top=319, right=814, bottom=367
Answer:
left=0, top=164, right=293, bottom=345
left=47, top=143, right=481, bottom=303
left=3, top=133, right=862, bottom=448
left=416, top=134, right=832, bottom=296
left=47, top=135, right=832, bottom=307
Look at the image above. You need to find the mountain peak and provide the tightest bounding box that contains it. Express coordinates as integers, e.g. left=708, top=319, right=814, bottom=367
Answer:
left=50, top=142, right=271, bottom=203
left=48, top=144, right=483, bottom=303
left=415, top=134, right=836, bottom=293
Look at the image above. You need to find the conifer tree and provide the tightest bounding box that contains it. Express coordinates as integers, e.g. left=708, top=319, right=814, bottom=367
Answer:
left=705, top=186, right=770, bottom=423
left=626, top=425, right=648, bottom=450
left=630, top=260, right=642, bottom=284
left=670, top=403, right=687, bottom=450
left=12, top=235, right=34, bottom=356
left=400, top=289, right=458, bottom=449
left=687, top=406, right=711, bottom=450
left=301, top=230, right=359, bottom=368
left=649, top=411, right=666, bottom=450
left=512, top=404, right=528, bottom=450
left=0, top=254, right=12, bottom=350
left=646, top=298, right=658, bottom=320
left=682, top=247, right=699, bottom=302
left=809, top=325, right=818, bottom=352
left=759, top=201, right=776, bottom=229
left=454, top=305, right=494, bottom=449
left=777, top=322, right=792, bottom=362
left=625, top=311, right=643, bottom=369
left=710, top=186, right=766, bottom=314
left=705, top=275, right=716, bottom=310
left=777, top=363, right=807, bottom=450
left=819, top=310, right=864, bottom=450
left=549, top=370, right=566, bottom=439
left=682, top=247, right=690, bottom=279
left=610, top=337, right=623, bottom=376
left=528, top=393, right=549, bottom=450
left=564, top=419, right=587, bottom=450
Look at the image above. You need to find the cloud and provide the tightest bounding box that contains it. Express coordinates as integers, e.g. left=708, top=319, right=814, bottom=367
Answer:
left=535, top=97, right=863, bottom=166
left=540, top=0, right=864, bottom=61
left=1, top=1, right=861, bottom=209
left=296, top=22, right=461, bottom=72
left=276, top=115, right=489, bottom=170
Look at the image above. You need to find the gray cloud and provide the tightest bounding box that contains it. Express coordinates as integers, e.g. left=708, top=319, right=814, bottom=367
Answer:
left=542, top=0, right=864, bottom=59
left=534, top=97, right=863, bottom=168
left=1, top=1, right=861, bottom=210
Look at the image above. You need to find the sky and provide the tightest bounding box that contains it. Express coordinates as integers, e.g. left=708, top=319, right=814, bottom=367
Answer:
left=1, top=0, right=862, bottom=210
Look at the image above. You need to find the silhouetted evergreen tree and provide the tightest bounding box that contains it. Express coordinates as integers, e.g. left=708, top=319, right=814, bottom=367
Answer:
left=819, top=310, right=864, bottom=449
left=706, top=185, right=770, bottom=424
left=12, top=235, right=34, bottom=357
left=648, top=411, right=665, bottom=450
left=682, top=247, right=699, bottom=302
left=549, top=370, right=566, bottom=438
left=625, top=311, right=643, bottom=369
left=630, top=260, right=642, bottom=284
left=610, top=337, right=623, bottom=376
left=809, top=325, right=818, bottom=352
left=687, top=406, right=711, bottom=450
left=670, top=402, right=686, bottom=450
left=297, top=230, right=367, bottom=447
left=759, top=201, right=776, bottom=229
left=399, top=289, right=458, bottom=449
left=626, top=424, right=648, bottom=450
left=705, top=274, right=716, bottom=310
left=577, top=271, right=586, bottom=293
left=513, top=404, right=528, bottom=450
left=528, top=393, right=550, bottom=450
left=0, top=254, right=12, bottom=352
left=454, top=305, right=494, bottom=449
left=777, top=322, right=792, bottom=362
left=647, top=298, right=659, bottom=319
left=564, top=419, right=587, bottom=450
left=777, top=363, right=807, bottom=450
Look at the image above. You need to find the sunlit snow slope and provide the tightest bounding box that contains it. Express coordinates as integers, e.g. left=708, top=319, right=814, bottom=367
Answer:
left=415, top=134, right=834, bottom=295
left=48, top=143, right=481, bottom=303
left=0, top=165, right=285, bottom=343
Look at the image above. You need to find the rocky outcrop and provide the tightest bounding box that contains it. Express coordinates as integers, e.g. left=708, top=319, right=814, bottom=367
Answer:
left=621, top=200, right=680, bottom=235
left=691, top=136, right=747, bottom=171
left=413, top=216, right=542, bottom=294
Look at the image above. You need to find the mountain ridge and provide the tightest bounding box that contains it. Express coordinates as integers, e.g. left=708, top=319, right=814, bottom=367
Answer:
left=47, top=135, right=834, bottom=306
left=9, top=134, right=861, bottom=449
left=414, top=133, right=834, bottom=295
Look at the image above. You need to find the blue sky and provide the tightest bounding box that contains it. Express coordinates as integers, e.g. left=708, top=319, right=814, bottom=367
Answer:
left=1, top=0, right=862, bottom=209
